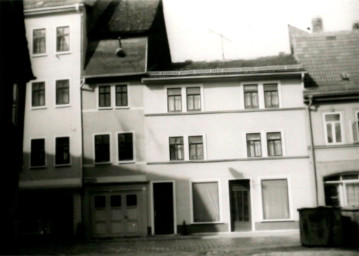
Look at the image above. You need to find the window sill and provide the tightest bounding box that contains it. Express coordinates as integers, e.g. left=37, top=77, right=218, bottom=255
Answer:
left=260, top=219, right=295, bottom=223
left=32, top=53, right=47, bottom=58
left=31, top=106, right=47, bottom=110
left=55, top=104, right=71, bottom=109
left=98, top=107, right=113, bottom=110
left=115, top=106, right=130, bottom=110
left=94, top=162, right=112, bottom=165
left=191, top=221, right=224, bottom=225
left=30, top=166, right=47, bottom=170
left=54, top=164, right=71, bottom=168
left=118, top=161, right=135, bottom=164
left=55, top=51, right=71, bottom=56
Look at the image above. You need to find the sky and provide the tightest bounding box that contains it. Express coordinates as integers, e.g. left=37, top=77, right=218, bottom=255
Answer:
left=162, top=0, right=359, bottom=62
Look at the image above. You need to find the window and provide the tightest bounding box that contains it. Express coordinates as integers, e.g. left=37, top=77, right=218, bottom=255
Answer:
left=55, top=137, right=70, bottom=165
left=31, top=139, right=45, bottom=167
left=167, top=88, right=182, bottom=112
left=244, top=84, right=259, bottom=109
left=324, top=173, right=359, bottom=208
left=189, top=136, right=203, bottom=160
left=352, top=112, right=359, bottom=143
left=56, top=26, right=69, bottom=52
left=117, top=133, right=133, bottom=161
left=169, top=137, right=184, bottom=160
left=12, top=83, right=19, bottom=125
left=187, top=87, right=201, bottom=111
left=98, top=86, right=111, bottom=108
left=192, top=182, right=220, bottom=222
left=267, top=132, right=282, bottom=156
left=116, top=85, right=128, bottom=107
left=324, top=113, right=342, bottom=144
left=264, top=83, right=279, bottom=108
left=32, top=82, right=45, bottom=107
left=247, top=133, right=262, bottom=157
left=261, top=179, right=290, bottom=220
left=94, top=134, right=110, bottom=163
left=56, top=80, right=69, bottom=105
left=33, top=28, right=46, bottom=54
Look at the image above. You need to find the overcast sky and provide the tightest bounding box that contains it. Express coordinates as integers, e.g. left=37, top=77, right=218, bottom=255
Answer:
left=162, top=0, right=359, bottom=62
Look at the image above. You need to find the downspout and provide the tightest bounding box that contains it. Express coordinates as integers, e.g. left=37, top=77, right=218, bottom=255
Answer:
left=306, top=95, right=319, bottom=206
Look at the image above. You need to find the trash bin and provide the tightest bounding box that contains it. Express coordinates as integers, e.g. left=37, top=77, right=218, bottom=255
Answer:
left=298, top=206, right=343, bottom=247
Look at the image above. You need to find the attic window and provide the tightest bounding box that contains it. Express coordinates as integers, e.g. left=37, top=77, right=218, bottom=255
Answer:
left=341, top=72, right=350, bottom=81
left=326, top=36, right=336, bottom=40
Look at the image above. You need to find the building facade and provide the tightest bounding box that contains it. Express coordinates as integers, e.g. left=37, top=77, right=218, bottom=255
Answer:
left=19, top=0, right=85, bottom=237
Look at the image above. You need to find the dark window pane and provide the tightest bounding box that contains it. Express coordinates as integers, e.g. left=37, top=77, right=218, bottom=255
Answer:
left=118, top=133, right=133, bottom=161
left=324, top=184, right=340, bottom=207
left=99, top=86, right=111, bottom=107
left=33, top=28, right=46, bottom=54
left=55, top=137, right=70, bottom=165
left=169, top=136, right=184, bottom=160
left=111, top=195, right=121, bottom=207
left=31, top=139, right=45, bottom=167
left=56, top=26, right=69, bottom=52
left=247, top=133, right=261, bottom=157
left=56, top=80, right=69, bottom=105
left=126, top=194, right=137, bottom=206
left=116, top=85, right=128, bottom=106
left=32, top=82, right=45, bottom=107
left=189, top=136, right=203, bottom=160
left=325, top=114, right=340, bottom=122
left=94, top=196, right=106, bottom=208
left=267, top=132, right=282, bottom=156
left=95, top=135, right=110, bottom=163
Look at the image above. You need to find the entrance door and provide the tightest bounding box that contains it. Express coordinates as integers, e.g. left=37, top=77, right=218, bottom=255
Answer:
left=92, top=192, right=141, bottom=237
left=153, top=182, right=174, bottom=234
left=229, top=180, right=251, bottom=231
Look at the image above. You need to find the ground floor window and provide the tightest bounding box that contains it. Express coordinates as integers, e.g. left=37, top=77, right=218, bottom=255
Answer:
left=324, top=173, right=359, bottom=208
left=192, top=181, right=220, bottom=223
left=261, top=179, right=290, bottom=220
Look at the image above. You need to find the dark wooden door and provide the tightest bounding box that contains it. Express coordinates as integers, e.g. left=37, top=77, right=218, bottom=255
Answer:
left=153, top=182, right=174, bottom=234
left=230, top=180, right=251, bottom=231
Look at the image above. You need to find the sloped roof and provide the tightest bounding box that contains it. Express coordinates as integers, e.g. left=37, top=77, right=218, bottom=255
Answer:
left=289, top=25, right=359, bottom=95
left=84, top=37, right=147, bottom=77
left=23, top=0, right=84, bottom=9
left=148, top=54, right=303, bottom=77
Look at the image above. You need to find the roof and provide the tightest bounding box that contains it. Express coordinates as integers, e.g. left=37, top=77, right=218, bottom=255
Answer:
left=148, top=54, right=303, bottom=78
left=289, top=25, right=359, bottom=95
left=84, top=37, right=147, bottom=77
left=23, top=0, right=84, bottom=10
left=90, top=0, right=160, bottom=36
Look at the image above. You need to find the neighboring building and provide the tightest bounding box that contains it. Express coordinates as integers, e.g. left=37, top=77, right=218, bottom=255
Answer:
left=0, top=0, right=34, bottom=250
left=289, top=21, right=359, bottom=208
left=142, top=56, right=316, bottom=235
left=19, top=0, right=86, bottom=237
left=81, top=0, right=171, bottom=238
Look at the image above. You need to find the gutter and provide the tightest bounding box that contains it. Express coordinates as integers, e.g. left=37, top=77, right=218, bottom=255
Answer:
left=83, top=72, right=147, bottom=80
left=24, top=3, right=84, bottom=16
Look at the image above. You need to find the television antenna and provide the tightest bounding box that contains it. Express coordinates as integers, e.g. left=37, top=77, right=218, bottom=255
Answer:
left=209, top=29, right=232, bottom=60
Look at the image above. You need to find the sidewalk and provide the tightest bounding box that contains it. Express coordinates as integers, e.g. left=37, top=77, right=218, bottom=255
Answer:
left=13, top=230, right=359, bottom=255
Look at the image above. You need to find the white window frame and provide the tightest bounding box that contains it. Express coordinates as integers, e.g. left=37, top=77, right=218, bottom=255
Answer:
left=188, top=134, right=207, bottom=161
left=324, top=173, right=359, bottom=208
left=30, top=80, right=47, bottom=110
left=323, top=112, right=344, bottom=145
left=169, top=135, right=185, bottom=161
left=97, top=84, right=113, bottom=110
left=266, top=130, right=285, bottom=157
left=165, top=84, right=204, bottom=113
left=244, top=130, right=286, bottom=158
left=55, top=25, right=71, bottom=55
left=31, top=27, right=47, bottom=57
left=189, top=179, right=222, bottom=224
left=150, top=180, right=177, bottom=235
left=240, top=81, right=282, bottom=110
left=350, top=111, right=359, bottom=143
left=54, top=135, right=71, bottom=167
left=115, top=84, right=130, bottom=109
left=54, top=78, right=71, bottom=108
left=93, top=132, right=112, bottom=164
left=29, top=137, right=46, bottom=168
left=116, top=131, right=135, bottom=164
left=258, top=176, right=293, bottom=222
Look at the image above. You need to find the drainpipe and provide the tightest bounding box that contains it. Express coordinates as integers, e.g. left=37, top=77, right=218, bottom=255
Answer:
left=306, top=95, right=319, bottom=206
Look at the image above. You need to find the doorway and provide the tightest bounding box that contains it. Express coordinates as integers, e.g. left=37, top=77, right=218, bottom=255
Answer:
left=153, top=182, right=175, bottom=235
left=229, top=179, right=251, bottom=231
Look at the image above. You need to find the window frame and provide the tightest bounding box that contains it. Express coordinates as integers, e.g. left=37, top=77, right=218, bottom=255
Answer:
left=351, top=111, right=359, bottom=143
left=54, top=136, right=71, bottom=167
left=323, top=112, right=344, bottom=145
left=30, top=137, right=46, bottom=168
left=165, top=85, right=204, bottom=113
left=188, top=135, right=206, bottom=160
left=186, top=87, right=201, bottom=112
left=93, top=133, right=112, bottom=164
left=266, top=132, right=283, bottom=157
left=116, top=131, right=135, bottom=163
left=259, top=177, right=293, bottom=222
left=32, top=27, right=46, bottom=56
left=97, top=85, right=112, bottom=109
left=240, top=81, right=282, bottom=109
left=55, top=78, right=70, bottom=107
left=169, top=136, right=185, bottom=161
left=167, top=87, right=182, bottom=112
left=115, top=84, right=129, bottom=108
left=243, top=84, right=259, bottom=109
left=189, top=179, right=222, bottom=224
left=246, top=133, right=262, bottom=157
left=263, top=83, right=280, bottom=108
left=56, top=25, right=70, bottom=54
left=31, top=81, right=46, bottom=109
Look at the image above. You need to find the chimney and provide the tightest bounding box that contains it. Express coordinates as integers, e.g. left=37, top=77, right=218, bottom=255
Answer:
left=312, top=17, right=323, bottom=33
left=353, top=22, right=359, bottom=31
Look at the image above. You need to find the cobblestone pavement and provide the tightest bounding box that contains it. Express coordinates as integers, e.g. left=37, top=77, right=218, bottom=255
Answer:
left=13, top=231, right=359, bottom=255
